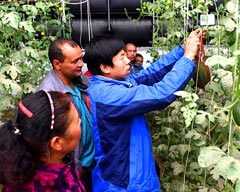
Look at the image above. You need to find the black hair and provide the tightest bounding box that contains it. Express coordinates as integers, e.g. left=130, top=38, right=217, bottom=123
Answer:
left=136, top=53, right=143, bottom=58
left=48, top=38, right=79, bottom=64
left=125, top=42, right=137, bottom=50
left=84, top=34, right=125, bottom=75
left=0, top=91, right=72, bottom=188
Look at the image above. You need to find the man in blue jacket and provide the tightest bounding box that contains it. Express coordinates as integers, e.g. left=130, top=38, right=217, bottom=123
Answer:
left=84, top=28, right=206, bottom=192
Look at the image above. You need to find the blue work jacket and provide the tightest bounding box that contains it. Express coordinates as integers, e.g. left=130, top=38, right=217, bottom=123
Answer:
left=87, top=46, right=195, bottom=192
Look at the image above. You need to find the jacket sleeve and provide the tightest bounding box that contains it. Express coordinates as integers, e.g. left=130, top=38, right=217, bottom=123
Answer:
left=90, top=56, right=195, bottom=119
left=126, top=45, right=185, bottom=86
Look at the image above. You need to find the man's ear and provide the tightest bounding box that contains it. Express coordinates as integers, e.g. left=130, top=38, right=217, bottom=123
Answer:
left=100, top=64, right=110, bottom=74
left=52, top=59, right=61, bottom=71
left=49, top=136, right=63, bottom=151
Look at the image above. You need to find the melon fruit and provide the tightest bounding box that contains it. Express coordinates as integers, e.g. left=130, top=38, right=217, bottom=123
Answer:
left=233, top=99, right=240, bottom=126
left=192, top=61, right=211, bottom=89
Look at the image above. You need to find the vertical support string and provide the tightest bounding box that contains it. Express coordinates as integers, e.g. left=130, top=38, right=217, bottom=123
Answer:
left=107, top=0, right=111, bottom=32
left=61, top=0, right=66, bottom=37
left=183, top=0, right=189, bottom=41
left=64, top=0, right=92, bottom=46
left=86, top=0, right=93, bottom=42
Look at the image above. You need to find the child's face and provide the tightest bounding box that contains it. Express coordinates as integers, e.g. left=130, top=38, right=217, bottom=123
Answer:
left=136, top=56, right=143, bottom=64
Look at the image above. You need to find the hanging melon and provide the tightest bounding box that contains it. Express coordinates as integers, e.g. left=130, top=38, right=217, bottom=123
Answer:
left=192, top=35, right=211, bottom=89
left=192, top=61, right=211, bottom=89
left=233, top=99, right=240, bottom=126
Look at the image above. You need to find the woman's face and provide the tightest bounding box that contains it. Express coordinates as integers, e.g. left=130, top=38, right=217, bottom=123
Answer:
left=62, top=103, right=81, bottom=153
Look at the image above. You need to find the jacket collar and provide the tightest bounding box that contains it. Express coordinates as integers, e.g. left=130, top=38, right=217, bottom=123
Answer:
left=92, top=75, right=133, bottom=88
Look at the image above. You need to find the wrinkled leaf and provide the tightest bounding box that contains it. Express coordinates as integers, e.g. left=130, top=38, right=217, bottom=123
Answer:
left=222, top=17, right=237, bottom=32
left=233, top=50, right=240, bottom=56
left=185, top=129, right=202, bottom=140
left=162, top=127, right=174, bottom=135
left=217, top=156, right=240, bottom=183
left=226, top=1, right=236, bottom=13
left=220, top=71, right=233, bottom=92
left=0, top=78, right=22, bottom=94
left=22, top=4, right=38, bottom=16
left=8, top=65, right=22, bottom=80
left=198, top=186, right=208, bottom=192
left=171, top=161, right=184, bottom=175
left=210, top=166, right=220, bottom=180
left=207, top=81, right=223, bottom=94
left=10, top=82, right=22, bottom=95
left=235, top=181, right=240, bottom=192
left=177, top=144, right=188, bottom=156
left=174, top=90, right=191, bottom=98
left=214, top=69, right=228, bottom=78
left=206, top=55, right=229, bottom=68
left=19, top=21, right=35, bottom=32
left=2, top=12, right=21, bottom=29
left=22, top=82, right=35, bottom=94
left=198, top=146, right=225, bottom=168
left=195, top=113, right=206, bottom=125
left=157, top=144, right=168, bottom=152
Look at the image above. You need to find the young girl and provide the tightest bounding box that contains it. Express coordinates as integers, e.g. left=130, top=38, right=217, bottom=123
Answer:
left=0, top=90, right=86, bottom=191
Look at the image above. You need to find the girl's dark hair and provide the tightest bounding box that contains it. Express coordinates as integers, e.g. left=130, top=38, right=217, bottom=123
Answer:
left=0, top=91, right=72, bottom=187
left=84, top=34, right=125, bottom=75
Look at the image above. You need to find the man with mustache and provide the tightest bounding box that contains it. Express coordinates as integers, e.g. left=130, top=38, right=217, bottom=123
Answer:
left=37, top=38, right=95, bottom=192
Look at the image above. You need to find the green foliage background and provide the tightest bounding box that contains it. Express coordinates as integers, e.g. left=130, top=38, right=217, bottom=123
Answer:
left=0, top=1, right=73, bottom=122
left=137, top=0, right=240, bottom=191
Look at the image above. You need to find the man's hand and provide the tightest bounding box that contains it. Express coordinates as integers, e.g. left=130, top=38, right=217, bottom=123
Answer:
left=184, top=28, right=207, bottom=61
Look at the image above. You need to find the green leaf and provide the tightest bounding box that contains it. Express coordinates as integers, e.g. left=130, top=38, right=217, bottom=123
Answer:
left=233, top=50, right=240, bottom=56
left=198, top=187, right=209, bottom=192
left=174, top=90, right=191, bottom=98
left=195, top=113, right=206, bottom=125
left=0, top=95, right=15, bottom=110
left=214, top=69, right=228, bottom=78
left=220, top=71, right=233, bottom=92
left=198, top=146, right=225, bottom=168
left=169, top=100, right=182, bottom=108
left=8, top=65, right=22, bottom=80
left=22, top=4, right=38, bottom=16
left=162, top=127, right=174, bottom=135
left=223, top=17, right=237, bottom=32
left=217, top=156, right=240, bottom=183
left=22, top=82, right=35, bottom=94
left=157, top=144, right=168, bottom=152
left=0, top=78, right=21, bottom=94
left=177, top=144, right=188, bottom=156
left=207, top=81, right=223, bottom=93
left=226, top=1, right=236, bottom=14
left=2, top=12, right=21, bottom=29
left=235, top=181, right=240, bottom=192
left=185, top=129, right=202, bottom=140
left=0, top=65, right=22, bottom=80
left=196, top=110, right=215, bottom=124
left=10, top=82, right=22, bottom=95
left=19, top=21, right=35, bottom=32
left=210, top=166, right=220, bottom=180
left=12, top=47, right=39, bottom=61
left=194, top=138, right=206, bottom=147
left=205, top=55, right=229, bottom=68
left=171, top=161, right=184, bottom=175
